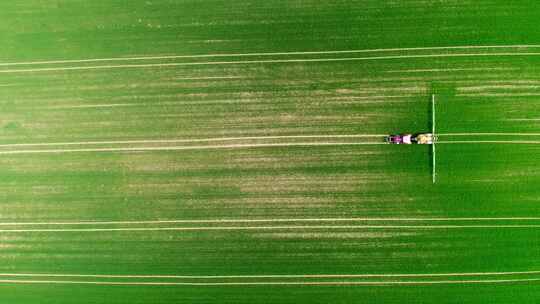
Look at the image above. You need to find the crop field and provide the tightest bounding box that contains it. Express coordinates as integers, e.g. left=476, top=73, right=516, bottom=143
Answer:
left=2, top=1, right=540, bottom=303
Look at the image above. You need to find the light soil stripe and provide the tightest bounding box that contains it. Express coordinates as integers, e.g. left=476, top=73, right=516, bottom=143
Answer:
left=47, top=103, right=137, bottom=109
left=0, top=135, right=386, bottom=148
left=46, top=95, right=413, bottom=110
left=174, top=76, right=245, bottom=80
left=0, top=278, right=539, bottom=286
left=1, top=44, right=539, bottom=66
left=47, top=95, right=413, bottom=110
left=1, top=270, right=540, bottom=279
left=0, top=225, right=540, bottom=232
left=2, top=217, right=540, bottom=226
left=0, top=142, right=386, bottom=155
left=329, top=95, right=414, bottom=100
left=2, top=52, right=540, bottom=73
left=44, top=99, right=258, bottom=109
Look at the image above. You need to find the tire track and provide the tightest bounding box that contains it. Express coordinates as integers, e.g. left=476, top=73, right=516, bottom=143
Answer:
left=1, top=217, right=540, bottom=226
left=0, top=133, right=539, bottom=155
left=0, top=225, right=539, bottom=233
left=437, top=140, right=540, bottom=144
left=2, top=44, right=539, bottom=67
left=0, top=269, right=539, bottom=286
left=0, top=134, right=386, bottom=148
left=0, top=142, right=386, bottom=155
left=0, top=278, right=538, bottom=286
left=2, top=52, right=540, bottom=74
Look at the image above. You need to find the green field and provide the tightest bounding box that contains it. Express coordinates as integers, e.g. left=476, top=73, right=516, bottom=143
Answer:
left=1, top=1, right=540, bottom=303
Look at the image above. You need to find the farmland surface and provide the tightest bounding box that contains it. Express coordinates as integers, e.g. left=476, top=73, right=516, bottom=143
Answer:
left=1, top=1, right=540, bottom=303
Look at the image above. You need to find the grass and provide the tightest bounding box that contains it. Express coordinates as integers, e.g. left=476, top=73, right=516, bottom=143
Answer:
left=2, top=1, right=540, bottom=303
